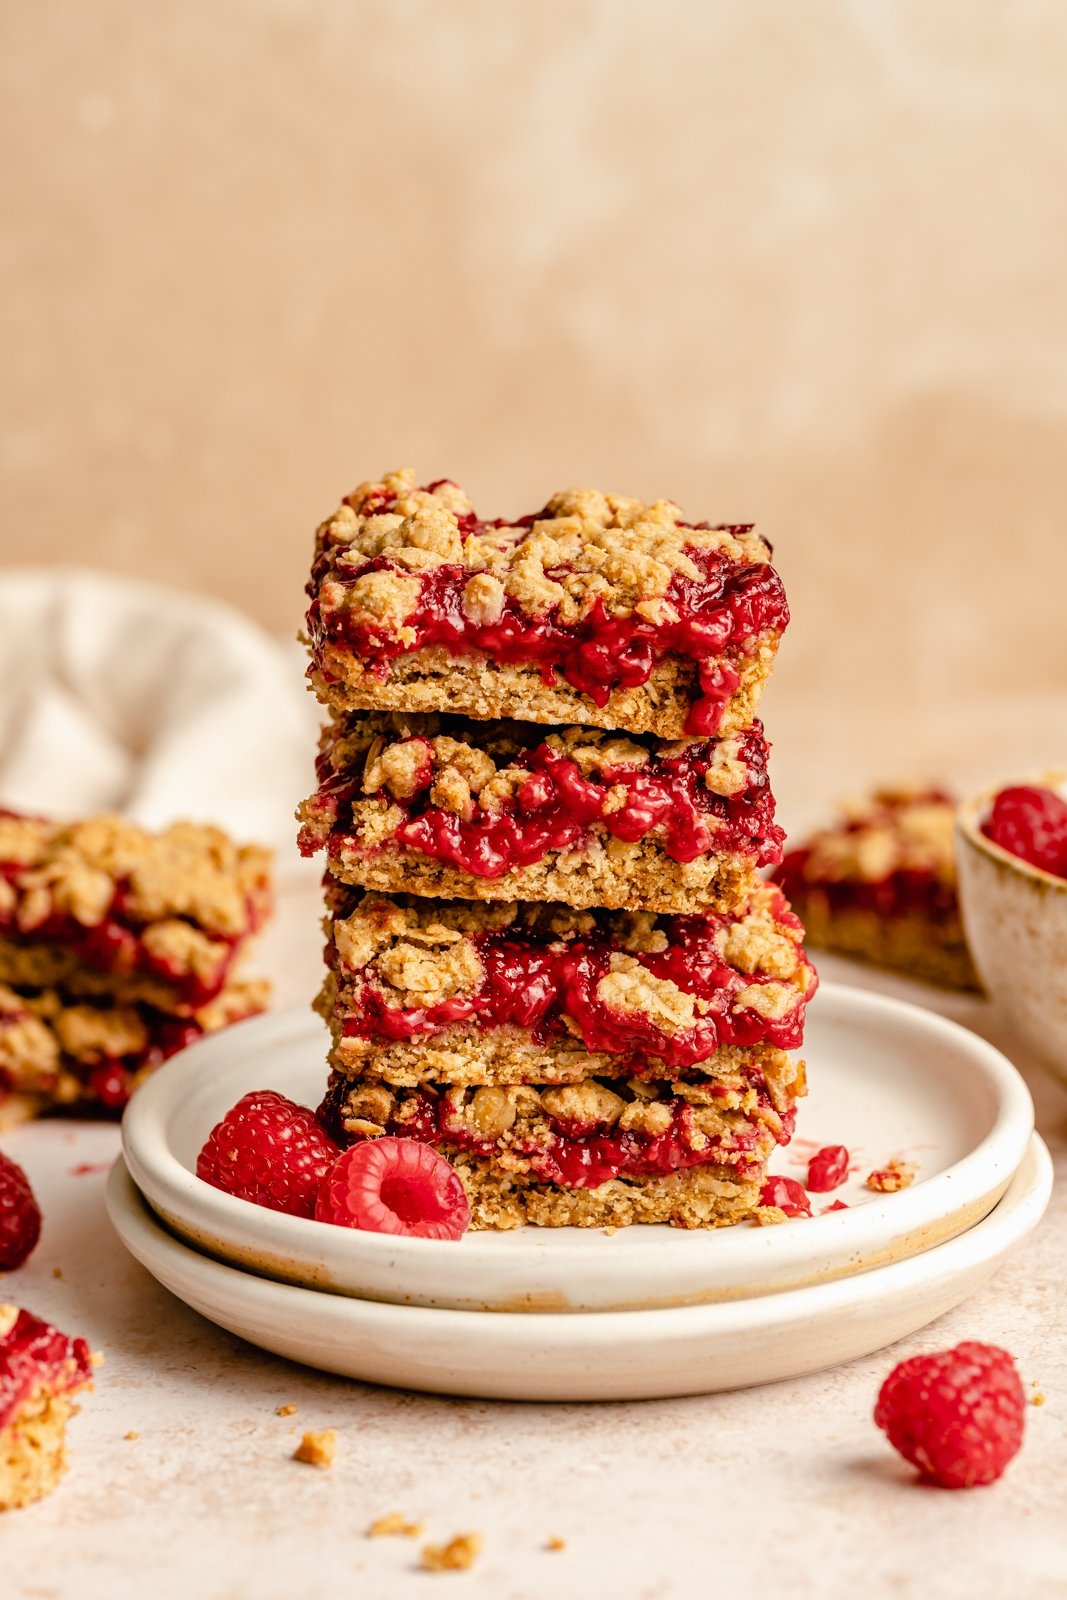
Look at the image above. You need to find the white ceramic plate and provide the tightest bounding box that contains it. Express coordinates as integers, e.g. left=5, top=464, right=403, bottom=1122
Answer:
left=107, top=1136, right=1052, bottom=1401
left=121, top=985, right=1035, bottom=1312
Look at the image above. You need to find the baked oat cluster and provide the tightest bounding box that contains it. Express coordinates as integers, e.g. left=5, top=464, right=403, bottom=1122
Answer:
left=0, top=810, right=273, bottom=1126
left=306, top=470, right=789, bottom=739
left=774, top=787, right=979, bottom=991
left=294, top=470, right=811, bottom=1232
left=0, top=1304, right=94, bottom=1511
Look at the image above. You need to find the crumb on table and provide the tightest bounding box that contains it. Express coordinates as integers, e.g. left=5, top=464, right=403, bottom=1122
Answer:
left=123, top=1430, right=139, bottom=1441
left=276, top=1402, right=298, bottom=1417
left=546, top=1536, right=566, bottom=1551
left=367, top=1511, right=424, bottom=1538
left=420, top=1532, right=484, bottom=1572
left=293, top=1429, right=336, bottom=1468
left=866, top=1157, right=917, bottom=1193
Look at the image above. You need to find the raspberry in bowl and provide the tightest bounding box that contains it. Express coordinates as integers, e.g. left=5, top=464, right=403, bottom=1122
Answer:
left=956, top=771, right=1067, bottom=1082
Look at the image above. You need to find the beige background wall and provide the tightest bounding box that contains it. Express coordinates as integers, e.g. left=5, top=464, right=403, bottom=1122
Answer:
left=2, top=1, right=1066, bottom=792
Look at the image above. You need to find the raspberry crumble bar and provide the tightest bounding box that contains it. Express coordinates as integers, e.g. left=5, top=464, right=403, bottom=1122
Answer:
left=0, top=977, right=268, bottom=1120
left=775, top=787, right=978, bottom=991
left=317, top=884, right=814, bottom=1086
left=306, top=471, right=788, bottom=739
left=0, top=811, right=273, bottom=1016
left=298, top=711, right=783, bottom=914
left=319, top=1067, right=802, bottom=1230
left=0, top=1304, right=93, bottom=1511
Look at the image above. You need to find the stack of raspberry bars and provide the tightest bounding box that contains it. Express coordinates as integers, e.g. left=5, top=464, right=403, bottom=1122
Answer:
left=0, top=813, right=271, bottom=1126
left=299, top=471, right=815, bottom=1229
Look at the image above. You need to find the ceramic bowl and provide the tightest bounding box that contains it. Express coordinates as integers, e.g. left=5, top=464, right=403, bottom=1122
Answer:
left=957, top=770, right=1067, bottom=1082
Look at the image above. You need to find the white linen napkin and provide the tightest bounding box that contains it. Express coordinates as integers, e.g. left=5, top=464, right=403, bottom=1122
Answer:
left=0, top=569, right=320, bottom=869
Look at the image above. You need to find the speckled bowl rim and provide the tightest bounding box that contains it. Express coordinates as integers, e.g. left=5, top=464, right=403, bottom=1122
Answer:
left=957, top=768, right=1067, bottom=893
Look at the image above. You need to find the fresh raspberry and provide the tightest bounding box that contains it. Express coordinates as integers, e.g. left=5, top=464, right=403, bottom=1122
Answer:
left=982, top=785, right=1067, bottom=878
left=874, top=1341, right=1026, bottom=1487
left=806, top=1144, right=849, bottom=1192
left=315, top=1138, right=471, bottom=1240
left=0, top=1150, right=42, bottom=1269
left=196, top=1091, right=341, bottom=1217
left=759, top=1175, right=812, bottom=1217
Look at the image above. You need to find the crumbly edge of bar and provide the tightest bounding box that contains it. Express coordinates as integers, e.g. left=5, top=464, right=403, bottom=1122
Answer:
left=314, top=471, right=775, bottom=626
left=320, top=879, right=811, bottom=1064
left=326, top=1071, right=801, bottom=1163
left=783, top=791, right=958, bottom=884
left=326, top=838, right=754, bottom=915
left=0, top=813, right=273, bottom=940
left=791, top=893, right=979, bottom=992
left=0, top=1390, right=76, bottom=1512
left=0, top=976, right=270, bottom=1105
left=444, top=1153, right=764, bottom=1230
left=0, top=937, right=266, bottom=1018
left=310, top=637, right=777, bottom=740
left=322, top=998, right=800, bottom=1089
left=313, top=707, right=766, bottom=797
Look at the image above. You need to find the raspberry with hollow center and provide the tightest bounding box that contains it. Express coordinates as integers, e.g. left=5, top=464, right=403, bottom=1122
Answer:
left=315, top=1138, right=471, bottom=1240
left=982, top=784, right=1067, bottom=879
left=0, top=1150, right=42, bottom=1270
left=196, top=1090, right=341, bottom=1217
left=875, top=1341, right=1026, bottom=1488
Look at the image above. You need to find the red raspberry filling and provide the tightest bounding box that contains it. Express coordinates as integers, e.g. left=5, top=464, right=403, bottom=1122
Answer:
left=308, top=500, right=788, bottom=736
left=875, top=1341, right=1026, bottom=1488
left=315, top=1137, right=470, bottom=1240
left=0, top=1307, right=93, bottom=1430
left=0, top=1151, right=42, bottom=1270
left=303, top=726, right=782, bottom=878
left=339, top=892, right=814, bottom=1067
left=982, top=784, right=1067, bottom=879
left=805, top=1144, right=850, bottom=1192
left=319, top=1080, right=791, bottom=1191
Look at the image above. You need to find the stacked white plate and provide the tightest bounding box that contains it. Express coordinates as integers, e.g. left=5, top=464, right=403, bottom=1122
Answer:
left=108, top=982, right=1050, bottom=1401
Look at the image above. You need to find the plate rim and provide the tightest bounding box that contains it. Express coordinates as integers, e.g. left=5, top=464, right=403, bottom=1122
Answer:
left=120, top=981, right=1035, bottom=1309
left=105, top=1133, right=1052, bottom=1397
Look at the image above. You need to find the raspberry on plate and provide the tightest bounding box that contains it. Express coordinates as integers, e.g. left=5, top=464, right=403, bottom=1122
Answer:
left=806, top=1144, right=849, bottom=1193
left=315, top=1137, right=471, bottom=1240
left=874, top=1341, right=1026, bottom=1487
left=196, top=1091, right=341, bottom=1218
left=0, top=1151, right=42, bottom=1271
left=982, top=785, right=1067, bottom=879
left=758, top=1175, right=812, bottom=1218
